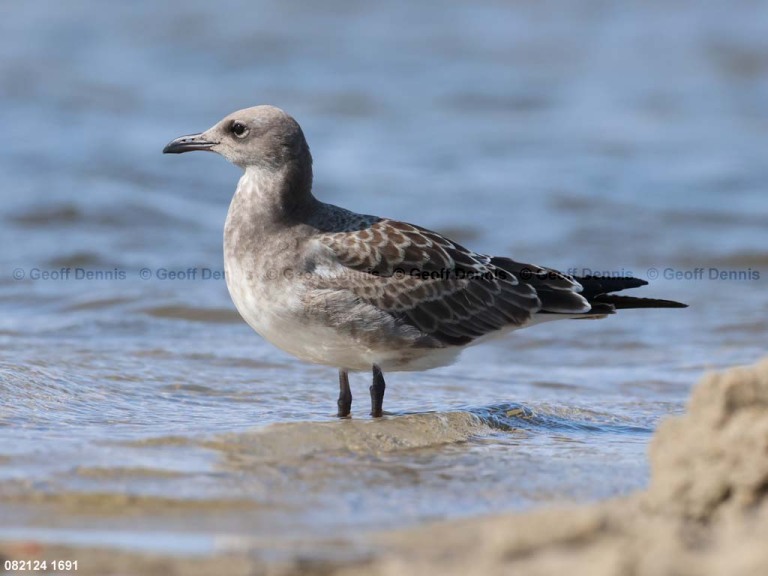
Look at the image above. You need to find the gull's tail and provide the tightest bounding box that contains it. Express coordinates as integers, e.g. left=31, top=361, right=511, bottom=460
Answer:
left=574, top=275, right=688, bottom=313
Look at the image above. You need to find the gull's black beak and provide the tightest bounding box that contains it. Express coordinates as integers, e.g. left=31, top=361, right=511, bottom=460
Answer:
left=162, top=133, right=217, bottom=154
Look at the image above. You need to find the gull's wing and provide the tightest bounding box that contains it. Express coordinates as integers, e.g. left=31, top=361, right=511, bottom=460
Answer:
left=309, top=219, right=591, bottom=346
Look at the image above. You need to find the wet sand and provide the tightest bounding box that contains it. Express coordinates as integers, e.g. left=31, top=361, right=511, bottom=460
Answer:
left=3, top=357, right=767, bottom=575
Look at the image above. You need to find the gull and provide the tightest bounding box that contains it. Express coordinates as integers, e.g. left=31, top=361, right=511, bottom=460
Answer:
left=163, top=105, right=687, bottom=418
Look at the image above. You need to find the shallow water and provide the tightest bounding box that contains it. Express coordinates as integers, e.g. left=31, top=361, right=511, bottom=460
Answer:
left=1, top=0, right=767, bottom=562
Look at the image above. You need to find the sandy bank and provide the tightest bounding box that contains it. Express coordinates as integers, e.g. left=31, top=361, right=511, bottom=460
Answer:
left=346, top=357, right=768, bottom=576
left=2, top=358, right=767, bottom=576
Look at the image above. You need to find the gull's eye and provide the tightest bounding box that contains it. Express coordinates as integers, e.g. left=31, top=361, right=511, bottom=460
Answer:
left=231, top=121, right=249, bottom=138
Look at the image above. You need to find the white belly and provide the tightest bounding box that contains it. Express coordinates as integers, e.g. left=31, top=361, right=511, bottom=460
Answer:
left=223, top=256, right=462, bottom=372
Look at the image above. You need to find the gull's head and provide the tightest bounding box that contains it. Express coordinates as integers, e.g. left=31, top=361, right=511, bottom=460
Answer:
left=163, top=105, right=311, bottom=171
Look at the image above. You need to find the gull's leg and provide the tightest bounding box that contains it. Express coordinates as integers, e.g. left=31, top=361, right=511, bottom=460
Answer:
left=370, top=364, right=386, bottom=418
left=337, top=369, right=352, bottom=418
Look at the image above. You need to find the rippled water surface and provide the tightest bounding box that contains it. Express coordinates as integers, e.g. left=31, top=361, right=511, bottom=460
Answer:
left=1, top=0, right=767, bottom=561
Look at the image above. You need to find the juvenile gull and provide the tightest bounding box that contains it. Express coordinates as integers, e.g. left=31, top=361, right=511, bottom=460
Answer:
left=163, top=105, right=687, bottom=418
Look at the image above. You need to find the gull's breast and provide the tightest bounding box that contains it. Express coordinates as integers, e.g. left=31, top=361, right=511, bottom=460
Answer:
left=222, top=176, right=461, bottom=372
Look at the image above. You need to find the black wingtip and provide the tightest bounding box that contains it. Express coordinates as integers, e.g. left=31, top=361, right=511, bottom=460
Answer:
left=595, top=294, right=688, bottom=309
left=574, top=275, right=648, bottom=298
